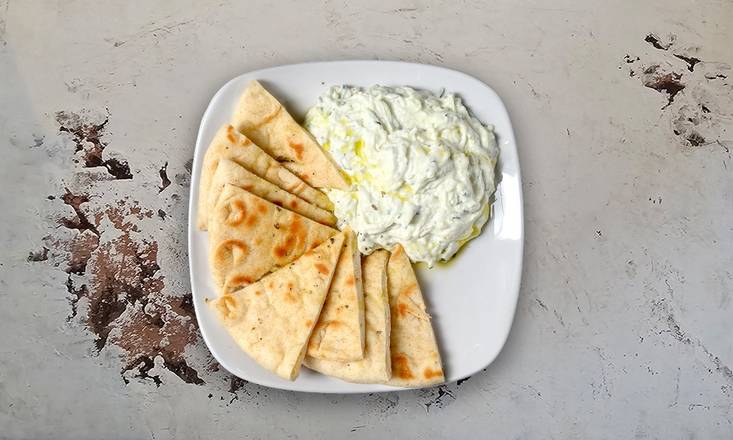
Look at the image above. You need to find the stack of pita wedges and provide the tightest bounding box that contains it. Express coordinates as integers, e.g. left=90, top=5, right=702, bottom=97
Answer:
left=199, top=80, right=444, bottom=387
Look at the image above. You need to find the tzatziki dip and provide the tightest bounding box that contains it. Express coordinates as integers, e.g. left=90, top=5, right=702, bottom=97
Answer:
left=305, top=85, right=499, bottom=267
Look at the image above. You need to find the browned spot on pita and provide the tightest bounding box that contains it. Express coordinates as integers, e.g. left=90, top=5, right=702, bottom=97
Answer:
left=392, top=353, right=414, bottom=380
left=345, top=275, right=355, bottom=286
left=228, top=274, right=253, bottom=288
left=288, top=215, right=304, bottom=235
left=224, top=200, right=247, bottom=226
left=397, top=302, right=409, bottom=317
left=273, top=235, right=298, bottom=259
left=315, top=263, right=329, bottom=275
left=241, top=184, right=253, bottom=191
left=255, top=200, right=268, bottom=214
left=288, top=199, right=299, bottom=209
left=240, top=136, right=251, bottom=146
left=226, top=125, right=237, bottom=143
left=327, top=319, right=342, bottom=328
left=267, top=280, right=274, bottom=289
left=215, top=240, right=249, bottom=265
left=423, top=367, right=443, bottom=380
left=284, top=290, right=298, bottom=304
left=399, top=284, right=416, bottom=299
left=305, top=319, right=313, bottom=327
left=254, top=290, right=263, bottom=296
left=287, top=282, right=294, bottom=290
left=288, top=140, right=305, bottom=160
left=245, top=213, right=258, bottom=227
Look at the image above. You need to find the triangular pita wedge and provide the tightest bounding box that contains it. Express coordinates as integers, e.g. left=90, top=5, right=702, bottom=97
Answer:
left=197, top=124, right=332, bottom=230
left=304, top=250, right=391, bottom=383
left=231, top=80, right=348, bottom=190
left=211, top=233, right=345, bottom=380
left=385, top=245, right=444, bottom=387
left=209, top=185, right=337, bottom=295
left=306, top=228, right=365, bottom=361
left=209, top=159, right=337, bottom=227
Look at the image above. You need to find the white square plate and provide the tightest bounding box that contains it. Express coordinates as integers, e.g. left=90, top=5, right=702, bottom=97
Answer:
left=188, top=61, right=523, bottom=393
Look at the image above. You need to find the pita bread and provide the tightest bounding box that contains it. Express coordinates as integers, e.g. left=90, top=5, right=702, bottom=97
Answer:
left=385, top=245, right=444, bottom=387
left=209, top=159, right=337, bottom=227
left=304, top=250, right=391, bottom=383
left=209, top=185, right=337, bottom=295
left=306, top=229, right=365, bottom=361
left=231, top=80, right=348, bottom=190
left=197, top=124, right=332, bottom=230
left=211, top=233, right=345, bottom=380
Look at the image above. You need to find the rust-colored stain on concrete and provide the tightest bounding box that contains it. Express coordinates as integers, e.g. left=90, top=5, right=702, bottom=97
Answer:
left=624, top=33, right=732, bottom=149
left=56, top=110, right=133, bottom=180
left=32, top=110, right=208, bottom=388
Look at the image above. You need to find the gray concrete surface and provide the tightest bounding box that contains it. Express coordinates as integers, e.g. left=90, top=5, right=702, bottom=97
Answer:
left=1, top=1, right=732, bottom=438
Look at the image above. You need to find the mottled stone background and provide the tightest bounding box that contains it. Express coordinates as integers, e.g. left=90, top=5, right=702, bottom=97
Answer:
left=1, top=1, right=731, bottom=438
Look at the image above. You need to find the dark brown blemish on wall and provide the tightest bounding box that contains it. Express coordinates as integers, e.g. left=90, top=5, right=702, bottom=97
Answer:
left=123, top=356, right=163, bottom=387
left=55, top=110, right=132, bottom=180
left=642, top=67, right=684, bottom=108
left=66, top=232, right=99, bottom=275
left=65, top=275, right=89, bottom=320
left=104, top=158, right=133, bottom=180
left=163, top=357, right=205, bottom=385
left=159, top=162, right=171, bottom=193
left=229, top=376, right=248, bottom=393
left=686, top=132, right=706, bottom=147
left=645, top=33, right=672, bottom=51
left=60, top=189, right=99, bottom=236
left=673, top=54, right=701, bottom=72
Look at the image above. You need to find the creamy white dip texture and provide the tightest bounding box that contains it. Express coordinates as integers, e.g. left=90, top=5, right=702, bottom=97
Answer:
left=305, top=85, right=498, bottom=266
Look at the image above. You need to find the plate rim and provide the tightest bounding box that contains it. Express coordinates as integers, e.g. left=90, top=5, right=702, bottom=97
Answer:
left=187, top=60, right=524, bottom=393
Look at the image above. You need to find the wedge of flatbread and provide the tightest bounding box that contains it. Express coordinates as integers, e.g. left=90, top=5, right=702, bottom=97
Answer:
left=197, top=124, right=332, bottom=230
left=211, top=232, right=345, bottom=380
left=304, top=250, right=391, bottom=383
left=209, top=185, right=337, bottom=294
left=306, top=228, right=365, bottom=361
left=208, top=159, right=337, bottom=227
left=231, top=80, right=348, bottom=190
left=385, top=245, right=444, bottom=387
